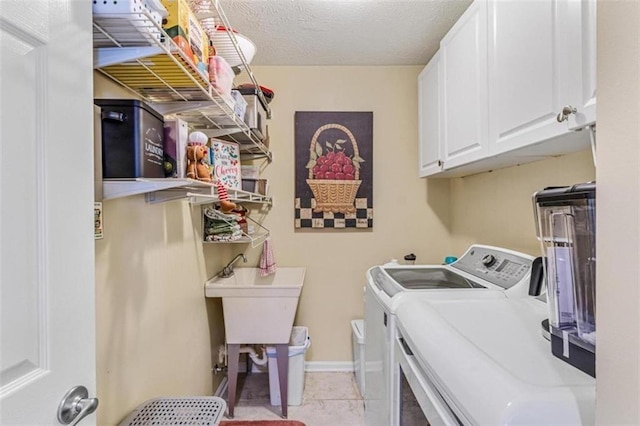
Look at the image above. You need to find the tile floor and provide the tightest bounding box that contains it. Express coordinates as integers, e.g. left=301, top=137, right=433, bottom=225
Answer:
left=222, top=372, right=365, bottom=426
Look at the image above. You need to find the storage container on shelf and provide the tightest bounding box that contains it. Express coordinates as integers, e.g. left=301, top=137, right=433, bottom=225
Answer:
left=208, top=55, right=234, bottom=97
left=242, top=179, right=267, bottom=195
left=231, top=90, right=248, bottom=120
left=266, top=326, right=311, bottom=406
left=93, top=0, right=168, bottom=42
left=238, top=87, right=268, bottom=140
left=240, top=165, right=260, bottom=180
left=94, top=99, right=165, bottom=179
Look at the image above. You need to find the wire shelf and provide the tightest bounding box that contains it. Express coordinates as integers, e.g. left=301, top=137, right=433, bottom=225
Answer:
left=93, top=7, right=271, bottom=160
left=102, top=178, right=272, bottom=206
left=202, top=206, right=270, bottom=248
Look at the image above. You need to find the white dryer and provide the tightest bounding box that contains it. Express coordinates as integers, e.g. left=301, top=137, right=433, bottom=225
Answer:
left=395, top=294, right=595, bottom=425
left=364, top=245, right=538, bottom=426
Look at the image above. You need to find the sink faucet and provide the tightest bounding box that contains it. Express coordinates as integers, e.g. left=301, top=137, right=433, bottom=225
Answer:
left=220, top=253, right=247, bottom=278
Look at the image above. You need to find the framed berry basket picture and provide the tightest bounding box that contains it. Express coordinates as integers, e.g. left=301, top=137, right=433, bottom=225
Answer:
left=294, top=111, right=373, bottom=229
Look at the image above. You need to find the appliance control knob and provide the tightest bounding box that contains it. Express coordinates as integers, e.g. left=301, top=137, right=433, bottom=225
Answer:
left=481, top=254, right=497, bottom=267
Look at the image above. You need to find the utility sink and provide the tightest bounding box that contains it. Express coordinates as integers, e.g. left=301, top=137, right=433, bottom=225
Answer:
left=205, top=267, right=306, bottom=344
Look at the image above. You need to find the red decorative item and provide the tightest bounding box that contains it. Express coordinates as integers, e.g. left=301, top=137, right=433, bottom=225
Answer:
left=217, top=180, right=229, bottom=201
left=216, top=180, right=237, bottom=212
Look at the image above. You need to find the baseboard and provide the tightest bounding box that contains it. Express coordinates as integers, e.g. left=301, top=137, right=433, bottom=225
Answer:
left=215, top=360, right=355, bottom=384
left=304, top=361, right=355, bottom=372
left=240, top=361, right=355, bottom=372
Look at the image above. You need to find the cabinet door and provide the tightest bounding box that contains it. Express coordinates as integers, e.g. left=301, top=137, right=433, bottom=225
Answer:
left=440, top=0, right=489, bottom=170
left=488, top=0, right=595, bottom=152
left=566, top=0, right=596, bottom=130
left=418, top=52, right=442, bottom=177
left=488, top=0, right=577, bottom=155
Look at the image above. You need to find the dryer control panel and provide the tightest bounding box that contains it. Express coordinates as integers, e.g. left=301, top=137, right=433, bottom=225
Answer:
left=451, top=245, right=533, bottom=289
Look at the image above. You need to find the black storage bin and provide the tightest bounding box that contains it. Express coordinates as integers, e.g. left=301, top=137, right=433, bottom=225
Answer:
left=95, top=99, right=165, bottom=178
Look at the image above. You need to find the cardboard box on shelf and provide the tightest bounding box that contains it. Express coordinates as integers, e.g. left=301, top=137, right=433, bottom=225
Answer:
left=161, top=0, right=209, bottom=75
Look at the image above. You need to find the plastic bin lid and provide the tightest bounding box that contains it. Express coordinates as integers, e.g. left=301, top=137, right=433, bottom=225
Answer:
left=289, top=326, right=307, bottom=346
left=266, top=326, right=310, bottom=356
left=351, top=319, right=364, bottom=343
left=94, top=98, right=164, bottom=121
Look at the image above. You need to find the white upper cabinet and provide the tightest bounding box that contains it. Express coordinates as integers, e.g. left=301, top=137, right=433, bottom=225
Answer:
left=418, top=52, right=442, bottom=177
left=440, top=0, right=489, bottom=170
left=487, top=0, right=596, bottom=156
left=418, top=0, right=596, bottom=178
left=488, top=0, right=569, bottom=155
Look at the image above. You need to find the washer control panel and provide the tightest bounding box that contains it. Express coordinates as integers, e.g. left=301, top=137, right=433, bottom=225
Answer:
left=451, top=246, right=532, bottom=289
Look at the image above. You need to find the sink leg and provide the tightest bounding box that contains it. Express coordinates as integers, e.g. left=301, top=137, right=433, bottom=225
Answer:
left=227, top=344, right=240, bottom=418
left=276, top=344, right=289, bottom=418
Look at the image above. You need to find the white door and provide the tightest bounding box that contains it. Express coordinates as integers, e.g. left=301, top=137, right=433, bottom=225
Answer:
left=0, top=1, right=96, bottom=425
left=440, top=0, right=489, bottom=170
left=418, top=52, right=442, bottom=177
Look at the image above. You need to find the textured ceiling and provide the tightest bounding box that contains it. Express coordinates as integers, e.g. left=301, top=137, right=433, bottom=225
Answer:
left=218, top=0, right=473, bottom=66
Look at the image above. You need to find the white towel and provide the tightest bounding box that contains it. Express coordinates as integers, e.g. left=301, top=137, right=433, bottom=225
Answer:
left=259, top=237, right=276, bottom=277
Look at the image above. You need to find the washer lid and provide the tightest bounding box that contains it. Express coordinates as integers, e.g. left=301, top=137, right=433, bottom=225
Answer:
left=396, top=296, right=595, bottom=425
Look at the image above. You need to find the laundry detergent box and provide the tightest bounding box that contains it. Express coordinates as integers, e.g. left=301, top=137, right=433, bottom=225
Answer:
left=161, top=0, right=209, bottom=75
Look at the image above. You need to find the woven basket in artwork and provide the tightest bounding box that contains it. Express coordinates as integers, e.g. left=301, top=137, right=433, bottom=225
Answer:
left=306, top=123, right=362, bottom=214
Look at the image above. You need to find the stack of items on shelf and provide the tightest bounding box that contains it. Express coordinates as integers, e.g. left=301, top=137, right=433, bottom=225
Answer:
left=161, top=0, right=210, bottom=78
left=186, top=0, right=216, bottom=38
left=202, top=181, right=250, bottom=242
left=92, top=0, right=169, bottom=43
left=203, top=207, right=243, bottom=242
left=178, top=0, right=257, bottom=98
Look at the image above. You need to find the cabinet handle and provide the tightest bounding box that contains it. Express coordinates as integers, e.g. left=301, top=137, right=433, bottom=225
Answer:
left=437, top=160, right=443, bottom=167
left=556, top=105, right=577, bottom=123
left=101, top=111, right=126, bottom=122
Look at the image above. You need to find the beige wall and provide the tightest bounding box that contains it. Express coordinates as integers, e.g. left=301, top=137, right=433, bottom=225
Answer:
left=596, top=1, right=640, bottom=423
left=449, top=150, right=595, bottom=256
left=94, top=73, right=230, bottom=425
left=247, top=66, right=453, bottom=362
left=94, top=66, right=453, bottom=422
left=94, top=1, right=640, bottom=422
left=95, top=63, right=600, bottom=424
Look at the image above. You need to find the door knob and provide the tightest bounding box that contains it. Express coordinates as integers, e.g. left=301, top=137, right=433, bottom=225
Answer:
left=57, top=386, right=99, bottom=426
left=556, top=105, right=577, bottom=123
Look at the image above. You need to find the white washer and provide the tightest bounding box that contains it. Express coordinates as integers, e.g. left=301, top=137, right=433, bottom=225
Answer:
left=395, top=294, right=596, bottom=425
left=364, top=245, right=536, bottom=426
